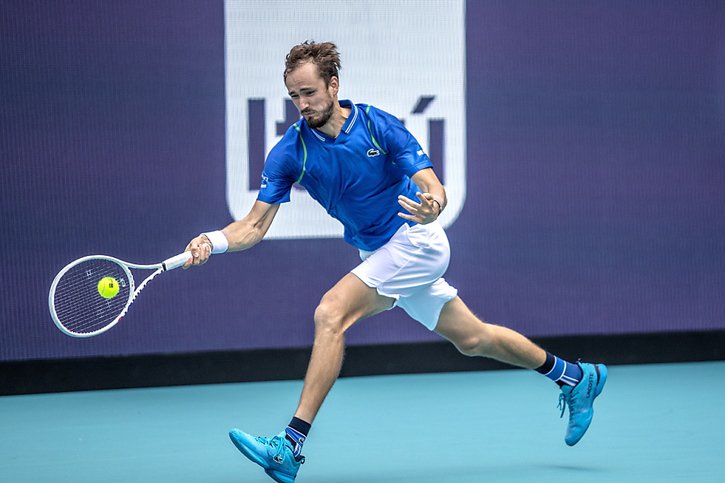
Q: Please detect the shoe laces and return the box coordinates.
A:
[558,388,580,419]
[258,435,305,465]
[558,359,584,419]
[558,393,568,418]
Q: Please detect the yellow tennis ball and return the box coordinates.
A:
[98,276,120,299]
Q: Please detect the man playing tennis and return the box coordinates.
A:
[184,41,607,483]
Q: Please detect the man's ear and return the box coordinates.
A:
[328,76,339,96]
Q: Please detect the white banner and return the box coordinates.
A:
[225,0,466,238]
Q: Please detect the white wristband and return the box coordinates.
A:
[201,230,229,254]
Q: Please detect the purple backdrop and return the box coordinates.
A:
[2,1,724,361]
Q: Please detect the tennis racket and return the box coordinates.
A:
[48,252,192,338]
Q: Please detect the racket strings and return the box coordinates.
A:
[53,260,131,334]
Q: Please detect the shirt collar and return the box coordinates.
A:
[339,100,358,135]
[308,100,358,142]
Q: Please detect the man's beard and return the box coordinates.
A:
[303,99,334,129]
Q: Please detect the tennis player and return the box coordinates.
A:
[184,41,607,483]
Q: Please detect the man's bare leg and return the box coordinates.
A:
[294,272,394,423]
[434,296,546,368]
[433,296,607,446]
[228,273,393,477]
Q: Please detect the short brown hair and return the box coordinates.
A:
[284,41,341,86]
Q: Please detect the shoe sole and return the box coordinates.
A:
[228,430,270,469]
[265,468,295,483]
[228,430,296,483]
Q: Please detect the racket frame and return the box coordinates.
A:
[48,252,190,338]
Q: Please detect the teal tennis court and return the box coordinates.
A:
[2,361,723,482]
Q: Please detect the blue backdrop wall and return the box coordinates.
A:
[2,1,724,362]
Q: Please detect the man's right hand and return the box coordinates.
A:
[183,234,213,269]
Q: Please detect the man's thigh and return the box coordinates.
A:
[318,273,396,331]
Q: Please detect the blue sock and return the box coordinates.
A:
[285,417,310,461]
[536,352,583,387]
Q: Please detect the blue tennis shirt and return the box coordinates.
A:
[257,100,433,251]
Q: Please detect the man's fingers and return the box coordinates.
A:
[416,192,436,207]
[183,239,212,269]
[398,195,421,213]
[182,243,194,269]
[398,192,439,225]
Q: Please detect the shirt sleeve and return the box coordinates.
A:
[368,106,434,177]
[256,129,300,204]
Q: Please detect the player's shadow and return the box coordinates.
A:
[536,462,609,472]
[304,462,610,483]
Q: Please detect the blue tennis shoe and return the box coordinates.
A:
[229,429,304,483]
[558,362,607,446]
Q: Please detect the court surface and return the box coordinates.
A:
[1,361,723,482]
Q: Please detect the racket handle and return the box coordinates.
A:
[162,252,192,271]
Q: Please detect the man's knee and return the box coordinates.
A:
[313,293,346,336]
[454,336,482,357]
[452,325,496,357]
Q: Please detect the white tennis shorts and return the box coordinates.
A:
[351,221,458,330]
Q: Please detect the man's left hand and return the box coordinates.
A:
[397,192,441,224]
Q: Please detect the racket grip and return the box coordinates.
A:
[162,252,193,271]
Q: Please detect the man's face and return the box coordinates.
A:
[285,62,337,129]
